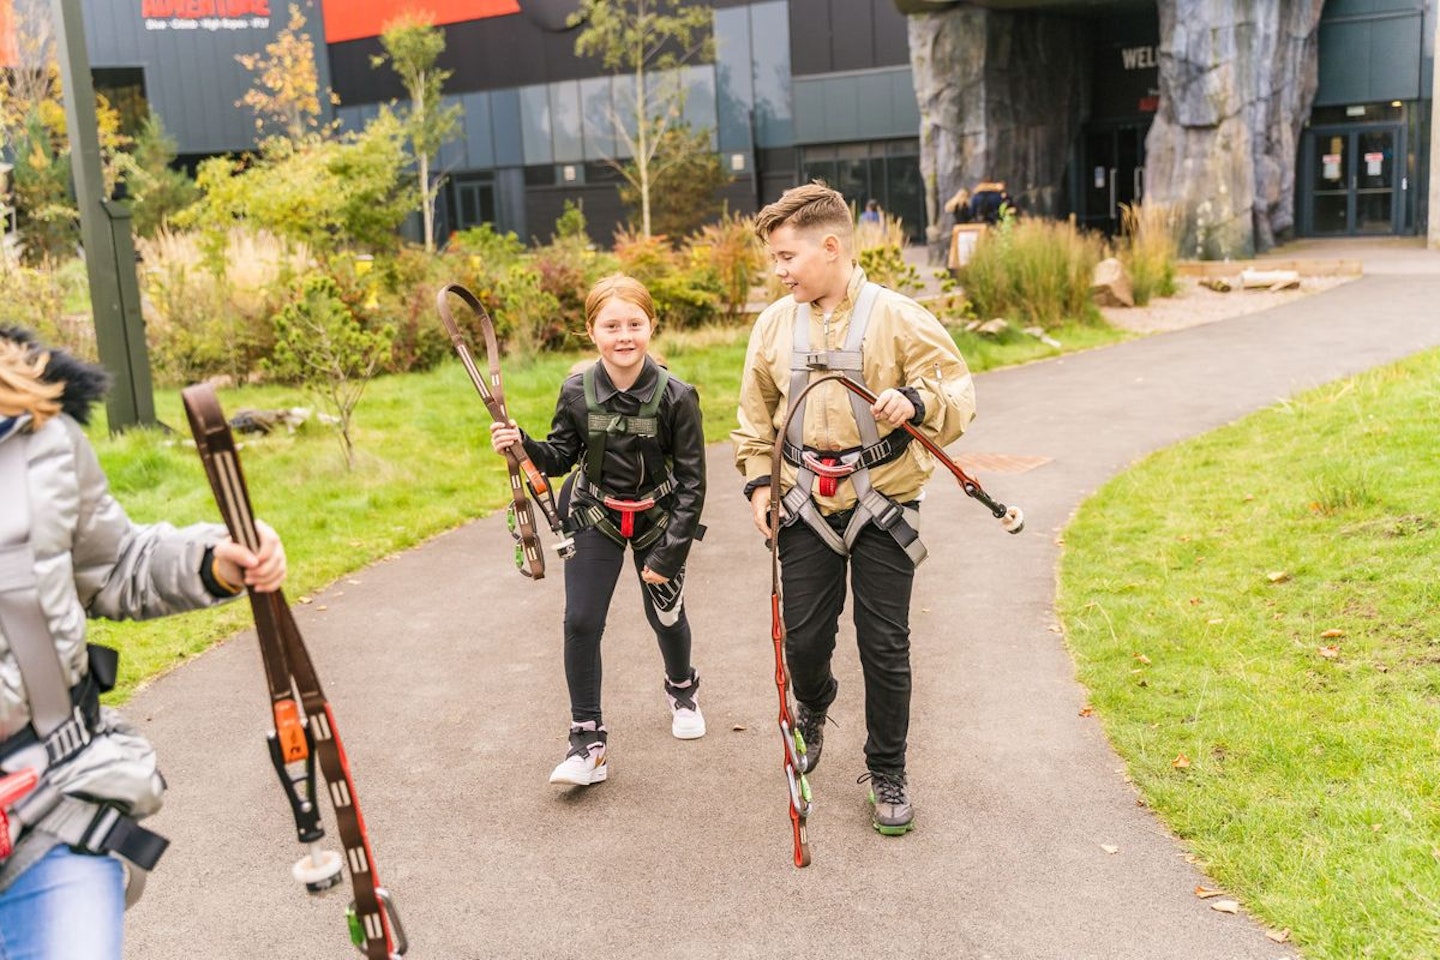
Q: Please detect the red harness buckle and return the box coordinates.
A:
[602,496,656,538]
[801,452,858,498]
[0,768,39,859]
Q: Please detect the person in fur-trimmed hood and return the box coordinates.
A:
[0,327,287,959]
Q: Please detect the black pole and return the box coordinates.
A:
[49,0,155,432]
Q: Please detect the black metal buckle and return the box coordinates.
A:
[43,707,93,766]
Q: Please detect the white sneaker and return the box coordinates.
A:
[664,673,706,740]
[549,723,608,785]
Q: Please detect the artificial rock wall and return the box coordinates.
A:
[1146,0,1325,257]
[902,0,1324,259]
[907,5,1089,250]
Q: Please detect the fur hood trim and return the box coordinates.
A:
[0,326,111,425]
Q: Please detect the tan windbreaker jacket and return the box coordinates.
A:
[731,266,976,514]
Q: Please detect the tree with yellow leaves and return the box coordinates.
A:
[234,3,333,146]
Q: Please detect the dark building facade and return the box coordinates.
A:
[61,0,1440,246]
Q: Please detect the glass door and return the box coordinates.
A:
[1079,123,1148,234]
[1307,125,1400,236]
[1354,128,1398,234]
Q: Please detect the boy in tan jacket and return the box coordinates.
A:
[732,182,975,835]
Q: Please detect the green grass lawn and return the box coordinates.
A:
[1057,348,1440,958]
[89,318,1123,695]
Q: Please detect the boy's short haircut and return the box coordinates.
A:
[754,181,853,246]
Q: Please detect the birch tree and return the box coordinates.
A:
[571,0,714,238]
[373,14,461,253]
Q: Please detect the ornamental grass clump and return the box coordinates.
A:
[1120,201,1178,305]
[959,216,1104,330]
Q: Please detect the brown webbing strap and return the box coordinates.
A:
[436,283,566,579]
[182,384,401,960]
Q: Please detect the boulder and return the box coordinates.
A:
[1091,257,1135,307]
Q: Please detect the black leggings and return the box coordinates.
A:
[562,524,692,724]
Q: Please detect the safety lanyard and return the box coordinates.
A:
[763,374,1024,869]
[436,283,572,578]
[182,384,406,960]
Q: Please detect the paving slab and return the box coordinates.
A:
[124,249,1440,959]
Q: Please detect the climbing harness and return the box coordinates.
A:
[437,283,572,579]
[763,372,1024,868]
[780,283,929,567]
[0,432,168,904]
[183,384,407,960]
[562,362,680,550]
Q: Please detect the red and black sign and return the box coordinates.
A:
[320,0,520,43]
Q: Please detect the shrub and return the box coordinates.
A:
[685,212,764,324]
[0,257,93,358]
[613,228,720,330]
[267,273,394,468]
[1119,202,1178,305]
[959,216,1104,330]
[493,263,565,358]
[136,228,302,384]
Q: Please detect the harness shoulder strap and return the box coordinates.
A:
[0,431,86,759]
[583,362,671,485]
[779,284,927,567]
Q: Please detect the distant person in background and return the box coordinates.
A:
[859,199,882,226]
[967,181,1016,225]
[943,187,971,225]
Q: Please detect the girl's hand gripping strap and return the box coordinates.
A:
[182,384,406,960]
[435,283,574,579]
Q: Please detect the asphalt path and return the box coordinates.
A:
[125,263,1440,959]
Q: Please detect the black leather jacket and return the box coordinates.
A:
[521,357,705,579]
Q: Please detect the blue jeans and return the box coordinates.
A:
[0,845,125,960]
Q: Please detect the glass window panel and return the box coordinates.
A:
[714,5,755,155]
[611,74,637,160]
[885,154,926,242]
[490,89,525,167]
[519,84,552,166]
[550,82,583,163]
[680,65,718,138]
[580,76,617,162]
[751,0,794,147]
[463,92,496,169]
[1355,191,1394,233]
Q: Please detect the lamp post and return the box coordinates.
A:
[49,0,155,431]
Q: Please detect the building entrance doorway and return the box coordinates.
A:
[1079,123,1148,235]
[1302,124,1403,236]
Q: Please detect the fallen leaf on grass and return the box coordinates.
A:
[1079,705,1094,717]
[1318,645,1341,659]
[1133,653,1152,664]
[1172,753,1191,769]
[1266,571,1290,583]
[1320,628,1345,638]
[1210,900,1240,914]
[1243,493,1255,502]
[1194,885,1225,899]
[1207,618,1224,625]
[1266,928,1291,944]
[1100,844,1119,855]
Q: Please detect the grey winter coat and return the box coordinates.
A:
[0,410,233,812]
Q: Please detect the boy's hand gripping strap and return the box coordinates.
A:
[435,283,573,579]
[182,385,406,960]
[775,374,1024,535]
